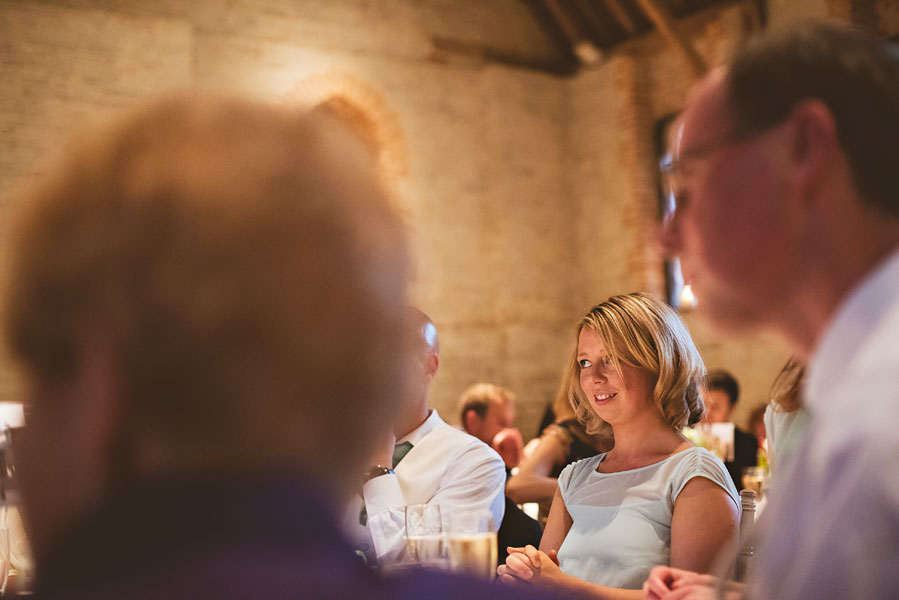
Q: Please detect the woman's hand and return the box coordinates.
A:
[497,545,567,588]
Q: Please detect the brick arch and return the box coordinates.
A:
[286,72,408,183]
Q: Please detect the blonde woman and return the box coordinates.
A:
[498,293,739,599]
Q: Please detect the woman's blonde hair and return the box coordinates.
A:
[567,293,706,436]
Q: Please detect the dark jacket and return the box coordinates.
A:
[34,473,572,600]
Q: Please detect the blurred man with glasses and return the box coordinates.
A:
[649,21,899,600]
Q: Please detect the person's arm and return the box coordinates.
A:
[669,477,740,572]
[538,486,571,553]
[360,430,406,563]
[505,431,567,505]
[428,442,507,530]
[365,440,506,563]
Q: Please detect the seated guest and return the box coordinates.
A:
[352,310,506,566]
[5,95,561,600]
[704,370,758,490]
[498,293,740,598]
[506,368,612,523]
[763,357,808,476]
[459,383,520,468]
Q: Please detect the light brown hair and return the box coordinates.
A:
[567,293,706,436]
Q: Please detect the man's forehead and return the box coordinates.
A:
[679,67,736,152]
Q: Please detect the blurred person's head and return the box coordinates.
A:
[2,95,412,559]
[658,22,899,354]
[459,383,515,445]
[703,369,740,423]
[568,293,705,437]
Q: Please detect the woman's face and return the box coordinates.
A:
[577,327,657,427]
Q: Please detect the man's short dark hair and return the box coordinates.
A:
[707,369,740,407]
[726,21,899,217]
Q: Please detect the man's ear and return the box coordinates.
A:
[424,352,439,380]
[463,408,480,434]
[789,99,840,206]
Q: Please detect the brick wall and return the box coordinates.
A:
[0,0,889,436]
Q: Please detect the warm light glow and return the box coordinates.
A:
[0,403,24,429]
[680,284,698,310]
[285,72,408,181]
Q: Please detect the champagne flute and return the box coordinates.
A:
[404,504,444,568]
[445,510,497,579]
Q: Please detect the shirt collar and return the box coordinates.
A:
[397,408,444,446]
[807,246,899,413]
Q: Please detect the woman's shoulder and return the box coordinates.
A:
[559,452,604,483]
[669,446,739,503]
[670,445,729,471]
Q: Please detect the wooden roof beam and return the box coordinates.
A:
[602,0,637,36]
[633,0,707,76]
[542,0,602,64]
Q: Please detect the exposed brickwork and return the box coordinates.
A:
[1,0,893,435]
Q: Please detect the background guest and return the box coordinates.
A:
[351,310,506,566]
[704,369,758,490]
[459,383,520,469]
[458,383,542,564]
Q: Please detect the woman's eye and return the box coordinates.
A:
[578,359,592,368]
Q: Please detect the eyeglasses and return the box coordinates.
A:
[659,128,757,200]
[659,119,788,216]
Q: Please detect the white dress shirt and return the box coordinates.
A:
[349,410,506,565]
[750,247,899,599]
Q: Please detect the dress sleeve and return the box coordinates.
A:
[671,448,740,509]
[557,454,601,506]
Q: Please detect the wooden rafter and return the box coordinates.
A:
[742,0,762,32]
[632,0,707,76]
[574,0,616,45]
[542,0,602,64]
[603,0,637,36]
[430,35,578,77]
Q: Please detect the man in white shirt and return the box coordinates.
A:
[352,309,506,566]
[647,21,899,600]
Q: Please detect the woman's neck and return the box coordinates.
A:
[601,418,688,471]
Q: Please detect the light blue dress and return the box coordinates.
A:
[556,446,739,590]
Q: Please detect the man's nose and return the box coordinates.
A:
[655,216,681,257]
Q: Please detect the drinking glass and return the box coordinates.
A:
[445,510,497,579]
[404,504,445,568]
[742,466,766,497]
